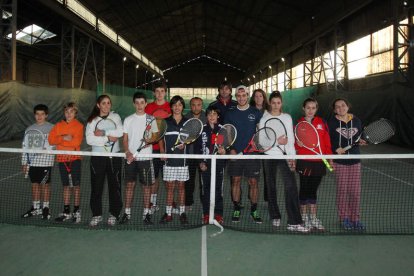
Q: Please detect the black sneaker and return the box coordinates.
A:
[42,207,51,220]
[21,207,42,218]
[180,213,188,225]
[119,213,131,224]
[143,213,153,225]
[160,213,172,224]
[232,210,241,223]
[250,210,263,224]
[55,213,71,222]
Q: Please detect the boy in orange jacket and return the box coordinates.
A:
[48,102,84,223]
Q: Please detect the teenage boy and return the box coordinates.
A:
[145,81,171,213]
[122,92,158,225]
[21,104,55,220]
[48,102,84,223]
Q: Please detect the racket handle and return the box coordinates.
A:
[322,158,333,172]
[342,144,353,151]
[68,173,73,187]
[24,169,29,179]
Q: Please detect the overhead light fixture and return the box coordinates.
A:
[123,57,127,62]
[136,65,139,69]
[252,75,256,79]
[281,57,285,62]
[403,1,408,7]
[268,65,272,69]
[224,77,227,81]
[247,78,250,81]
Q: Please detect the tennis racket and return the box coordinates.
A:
[131,118,167,162]
[95,117,117,153]
[171,118,203,151]
[295,121,333,172]
[152,108,171,119]
[212,124,237,154]
[63,161,73,187]
[22,129,45,178]
[242,127,277,154]
[343,118,395,151]
[264,117,288,155]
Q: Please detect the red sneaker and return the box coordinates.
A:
[214,214,224,225]
[160,213,172,224]
[202,214,209,225]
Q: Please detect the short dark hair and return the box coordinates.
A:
[133,92,147,103]
[190,97,203,104]
[218,80,232,91]
[332,98,351,110]
[34,104,49,115]
[153,80,167,91]
[170,95,185,109]
[205,106,221,116]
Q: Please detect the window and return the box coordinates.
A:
[7,24,56,45]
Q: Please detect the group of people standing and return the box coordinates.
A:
[21,80,366,231]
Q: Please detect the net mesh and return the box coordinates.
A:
[1,148,413,234]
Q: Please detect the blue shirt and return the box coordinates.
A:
[224,105,262,153]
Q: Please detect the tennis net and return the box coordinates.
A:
[0,147,413,234]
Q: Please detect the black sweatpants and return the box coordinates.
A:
[90,156,123,217]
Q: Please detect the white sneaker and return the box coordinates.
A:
[272,219,281,227]
[89,216,102,227]
[287,224,310,233]
[150,203,159,214]
[107,215,117,226]
[72,210,81,224]
[302,214,311,229]
[311,217,325,231]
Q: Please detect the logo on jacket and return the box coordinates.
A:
[248,114,255,121]
[337,127,358,139]
[316,124,324,130]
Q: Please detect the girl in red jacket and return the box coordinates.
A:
[295,98,333,231]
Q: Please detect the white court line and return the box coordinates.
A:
[364,166,414,187]
[0,172,22,183]
[201,226,208,276]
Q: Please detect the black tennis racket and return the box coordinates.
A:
[212,124,237,154]
[343,118,395,151]
[95,118,117,153]
[264,117,288,155]
[242,127,277,154]
[22,129,45,178]
[171,118,203,151]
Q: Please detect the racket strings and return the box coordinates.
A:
[217,125,236,148]
[254,128,276,151]
[364,119,395,144]
[179,119,202,143]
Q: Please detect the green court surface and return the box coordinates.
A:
[1,223,414,276]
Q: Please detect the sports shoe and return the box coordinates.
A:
[287,224,310,233]
[42,207,51,220]
[342,218,353,231]
[149,203,159,214]
[180,213,188,225]
[89,216,103,227]
[302,214,311,229]
[353,221,366,231]
[119,213,131,224]
[107,215,117,226]
[55,213,71,222]
[214,214,224,225]
[311,217,325,231]
[21,207,42,218]
[160,213,173,224]
[143,213,153,225]
[232,210,241,223]
[72,210,81,224]
[272,219,281,227]
[250,210,263,224]
[202,214,209,225]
